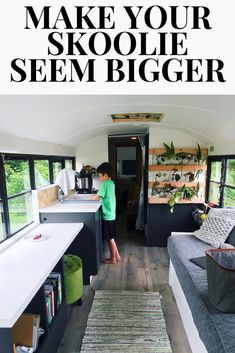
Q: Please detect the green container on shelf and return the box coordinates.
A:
[63,254,83,304]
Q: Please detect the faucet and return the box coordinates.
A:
[58,187,64,203]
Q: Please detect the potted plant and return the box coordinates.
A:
[167,183,200,213]
[195,143,206,164]
[162,141,176,164]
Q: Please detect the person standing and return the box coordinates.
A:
[91,162,121,264]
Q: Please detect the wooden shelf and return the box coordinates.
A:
[148,181,205,188]
[148,196,204,204]
[149,147,208,155]
[149,164,207,172]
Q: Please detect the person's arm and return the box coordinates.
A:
[90,194,100,200]
[93,182,106,201]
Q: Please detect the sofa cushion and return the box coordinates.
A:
[226,227,235,246]
[189,255,207,269]
[193,216,235,248]
[168,234,235,353]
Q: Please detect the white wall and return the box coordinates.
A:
[75,128,209,172]
[0,132,75,156]
[209,142,235,156]
[76,134,108,171]
[149,127,208,148]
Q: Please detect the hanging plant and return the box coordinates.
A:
[167,183,200,213]
[168,190,181,213]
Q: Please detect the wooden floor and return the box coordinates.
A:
[57,215,192,353]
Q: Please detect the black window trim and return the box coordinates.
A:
[206,154,235,207]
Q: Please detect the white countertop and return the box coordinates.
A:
[39,200,101,213]
[0,222,83,327]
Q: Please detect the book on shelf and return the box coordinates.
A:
[45,295,52,324]
[45,278,58,313]
[44,272,62,324]
[48,272,62,306]
[13,313,40,351]
[45,284,55,317]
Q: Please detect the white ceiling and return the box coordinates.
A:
[0,95,234,147]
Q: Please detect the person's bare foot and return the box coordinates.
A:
[103,258,117,264]
[116,256,121,261]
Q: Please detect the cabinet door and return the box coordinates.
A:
[0,329,14,353]
[147,203,201,246]
[94,208,103,267]
[40,212,103,284]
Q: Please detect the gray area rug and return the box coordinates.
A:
[80,290,172,353]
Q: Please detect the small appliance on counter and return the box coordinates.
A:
[75,165,97,194]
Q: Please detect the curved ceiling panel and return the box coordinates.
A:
[0,95,234,147]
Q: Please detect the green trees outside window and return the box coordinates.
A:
[53,161,62,182]
[5,159,33,235]
[8,193,33,234]
[224,159,235,206]
[0,203,4,242]
[5,160,30,196]
[34,160,50,188]
[207,157,235,207]
[226,159,235,186]
[208,161,222,205]
[65,160,73,169]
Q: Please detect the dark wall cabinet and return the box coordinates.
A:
[146,203,201,247]
[40,208,103,285]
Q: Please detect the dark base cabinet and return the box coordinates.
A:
[146,203,201,247]
[0,258,68,353]
[0,329,14,353]
[40,209,103,285]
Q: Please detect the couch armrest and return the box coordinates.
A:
[171,232,194,236]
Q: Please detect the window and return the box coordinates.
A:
[65,159,73,169]
[0,153,75,243]
[34,160,50,188]
[5,159,33,234]
[224,159,235,206]
[52,161,63,182]
[208,161,222,205]
[0,202,4,242]
[207,156,235,207]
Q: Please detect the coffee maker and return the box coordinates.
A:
[75,166,94,194]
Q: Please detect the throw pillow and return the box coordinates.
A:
[208,208,235,221]
[193,216,235,248]
[207,208,235,246]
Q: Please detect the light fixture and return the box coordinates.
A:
[131,137,137,140]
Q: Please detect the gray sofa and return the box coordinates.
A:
[167,231,235,353]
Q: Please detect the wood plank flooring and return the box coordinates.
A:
[57,215,192,353]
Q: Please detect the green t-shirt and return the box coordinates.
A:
[98,180,116,220]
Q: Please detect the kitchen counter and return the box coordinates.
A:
[39,200,101,213]
[0,222,83,327]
